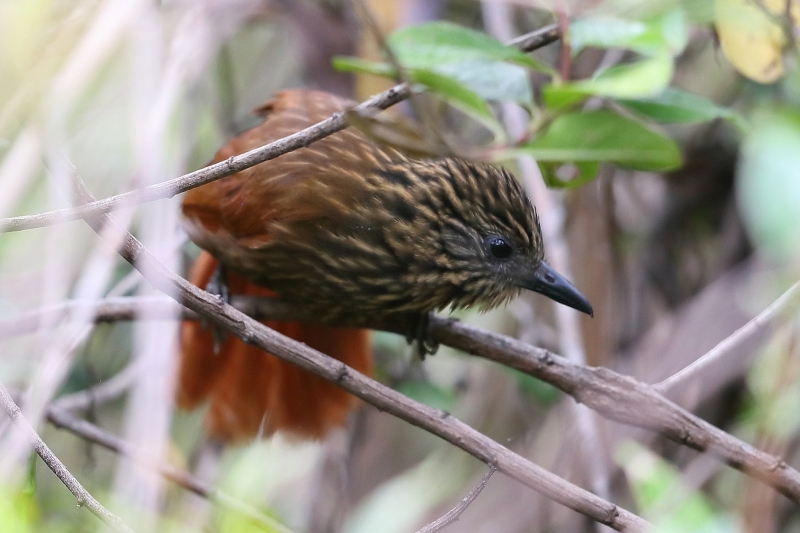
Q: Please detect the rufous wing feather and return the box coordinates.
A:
[178,252,372,442]
[179,90,385,442]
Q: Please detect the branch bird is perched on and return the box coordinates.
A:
[179,90,592,442]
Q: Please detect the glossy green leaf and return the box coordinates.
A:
[410,68,505,136]
[334,58,503,133]
[544,55,674,109]
[410,69,493,117]
[335,22,545,105]
[389,21,552,73]
[570,8,688,57]
[332,56,395,77]
[619,87,747,129]
[435,59,533,104]
[518,110,682,171]
[539,161,601,188]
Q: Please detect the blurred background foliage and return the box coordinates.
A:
[0,0,799,532]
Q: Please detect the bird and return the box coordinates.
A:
[178,89,593,443]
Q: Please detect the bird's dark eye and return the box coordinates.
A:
[489,237,513,259]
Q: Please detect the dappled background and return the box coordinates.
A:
[0,0,799,532]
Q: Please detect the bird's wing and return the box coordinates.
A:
[182,89,403,250]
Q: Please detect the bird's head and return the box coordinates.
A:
[373,158,594,316]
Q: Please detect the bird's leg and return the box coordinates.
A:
[205,263,229,354]
[405,312,439,360]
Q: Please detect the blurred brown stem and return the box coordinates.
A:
[45,405,294,533]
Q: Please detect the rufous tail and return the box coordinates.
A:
[177,251,373,442]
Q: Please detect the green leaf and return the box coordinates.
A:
[619,87,747,129]
[737,108,800,264]
[389,21,552,73]
[517,110,682,171]
[410,68,493,119]
[435,59,533,104]
[409,68,505,137]
[334,58,504,135]
[335,22,544,105]
[544,55,674,109]
[539,161,601,188]
[569,8,688,57]
[332,56,395,77]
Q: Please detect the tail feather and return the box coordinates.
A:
[178,251,372,442]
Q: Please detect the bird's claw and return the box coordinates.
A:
[205,263,230,354]
[406,312,439,360]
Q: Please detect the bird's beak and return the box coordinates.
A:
[516,262,594,317]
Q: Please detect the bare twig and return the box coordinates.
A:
[656,280,800,393]
[0,24,558,234]
[52,363,139,411]
[415,466,496,533]
[5,291,800,502]
[508,23,559,51]
[45,406,294,533]
[61,162,647,531]
[0,382,134,533]
[0,296,181,340]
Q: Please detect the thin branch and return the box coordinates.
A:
[0,296,181,340]
[6,291,800,502]
[62,163,647,531]
[0,24,557,234]
[0,382,134,533]
[52,363,139,411]
[429,316,800,501]
[508,23,559,51]
[656,280,800,393]
[415,466,496,533]
[45,406,294,533]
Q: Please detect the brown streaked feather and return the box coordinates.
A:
[178,251,372,442]
[182,90,405,250]
[179,89,547,441]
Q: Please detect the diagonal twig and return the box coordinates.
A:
[60,159,647,531]
[45,405,294,533]
[0,24,557,234]
[0,382,134,533]
[656,280,800,393]
[4,290,800,502]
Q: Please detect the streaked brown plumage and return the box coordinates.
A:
[179,89,591,442]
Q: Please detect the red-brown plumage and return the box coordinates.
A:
[178,251,372,442]
[178,90,381,442]
[178,89,592,443]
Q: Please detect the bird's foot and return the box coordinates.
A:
[205,263,229,354]
[405,312,439,360]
